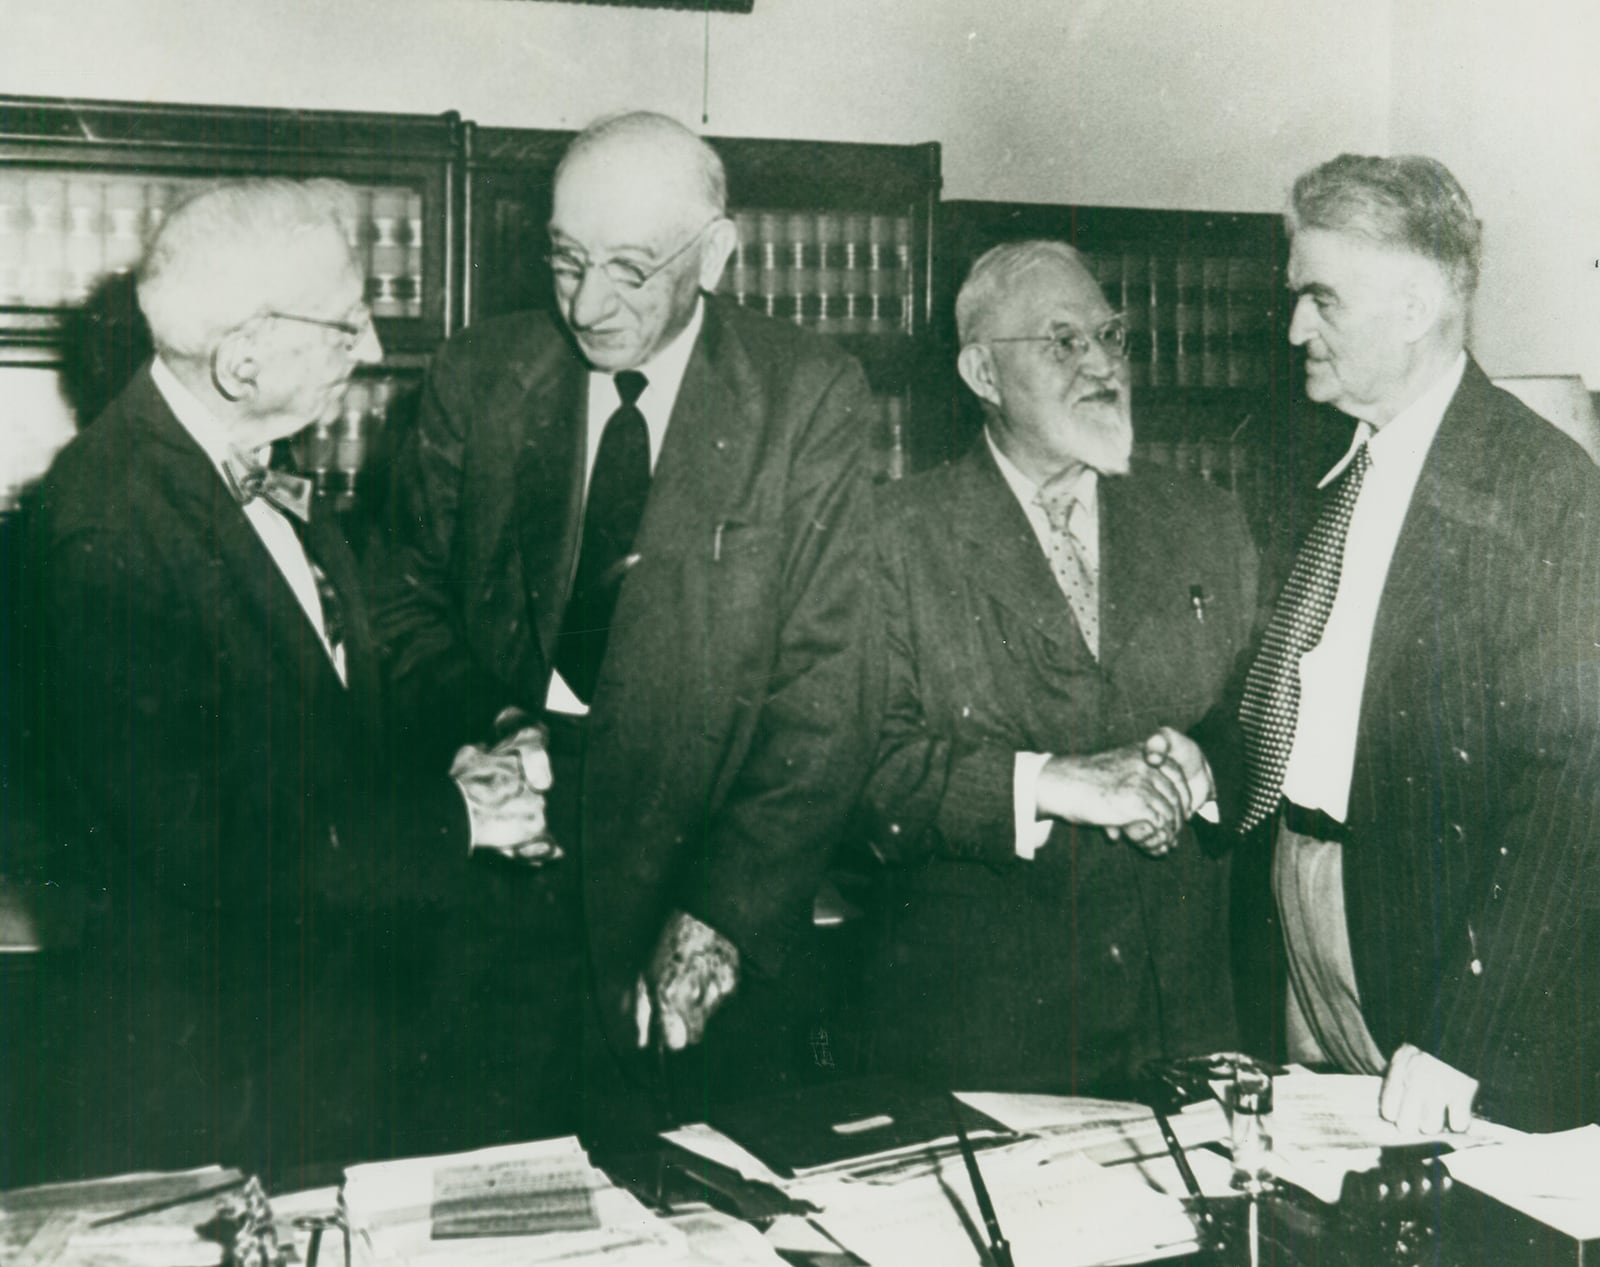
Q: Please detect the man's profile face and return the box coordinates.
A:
[548,146,714,373]
[978,256,1132,479]
[1287,227,1415,422]
[246,226,381,439]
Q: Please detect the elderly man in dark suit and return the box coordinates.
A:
[864,240,1258,1095]
[370,112,875,1133]
[31,180,547,1182]
[1234,154,1600,1134]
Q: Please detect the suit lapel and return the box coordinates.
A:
[951,444,1084,651]
[513,335,588,665]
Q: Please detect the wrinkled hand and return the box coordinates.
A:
[1036,743,1192,854]
[450,733,560,864]
[1111,727,1217,856]
[633,911,740,1050]
[1379,1043,1479,1134]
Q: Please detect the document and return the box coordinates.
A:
[341,1138,684,1265]
[955,1091,1230,1166]
[1443,1124,1600,1241]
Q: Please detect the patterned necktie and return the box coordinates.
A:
[556,370,651,703]
[221,453,345,655]
[1036,480,1099,659]
[1237,443,1372,833]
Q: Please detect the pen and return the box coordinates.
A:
[949,1096,1015,1267]
[1189,585,1207,623]
[1153,1106,1216,1247]
[89,1175,251,1228]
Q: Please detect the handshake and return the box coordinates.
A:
[1036,725,1215,858]
[449,708,563,863]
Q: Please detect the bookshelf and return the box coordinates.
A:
[936,200,1310,537]
[464,124,941,482]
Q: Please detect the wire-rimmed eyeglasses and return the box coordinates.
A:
[982,314,1130,366]
[262,306,375,351]
[545,217,720,293]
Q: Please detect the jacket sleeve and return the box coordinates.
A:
[366,343,509,767]
[860,494,1026,870]
[684,356,883,977]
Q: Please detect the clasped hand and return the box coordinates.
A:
[632,910,740,1051]
[450,711,561,863]
[1036,726,1214,857]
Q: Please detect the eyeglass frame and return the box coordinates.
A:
[259,306,375,350]
[978,312,1131,366]
[544,216,723,294]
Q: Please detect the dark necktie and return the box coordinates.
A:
[222,454,346,655]
[1236,443,1372,834]
[556,370,650,703]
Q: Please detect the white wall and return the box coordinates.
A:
[2,0,1593,382]
[1,0,1386,211]
[1390,0,1600,387]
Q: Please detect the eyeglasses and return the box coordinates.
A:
[983,314,1129,366]
[545,217,720,293]
[262,306,374,350]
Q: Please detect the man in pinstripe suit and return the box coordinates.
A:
[1248,154,1600,1134]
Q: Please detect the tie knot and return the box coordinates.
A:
[1035,483,1082,538]
[223,455,313,523]
[614,370,648,408]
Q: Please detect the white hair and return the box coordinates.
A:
[556,110,727,221]
[956,239,1093,344]
[136,178,360,361]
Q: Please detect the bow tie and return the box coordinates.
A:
[222,456,314,524]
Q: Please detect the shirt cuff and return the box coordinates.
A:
[1197,798,1220,824]
[453,776,485,855]
[1014,751,1054,860]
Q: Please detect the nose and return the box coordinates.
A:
[566,264,621,330]
[1287,294,1316,347]
[1078,331,1122,381]
[352,315,383,365]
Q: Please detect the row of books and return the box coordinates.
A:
[293,374,405,497]
[1090,249,1277,390]
[717,207,918,336]
[0,169,426,318]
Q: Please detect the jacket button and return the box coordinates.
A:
[1469,959,1484,976]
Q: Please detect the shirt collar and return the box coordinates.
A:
[589,296,704,418]
[984,427,1100,515]
[1319,351,1467,488]
[150,356,267,477]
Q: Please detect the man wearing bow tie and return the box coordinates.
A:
[31,180,546,1182]
[863,240,1257,1094]
[370,112,876,1136]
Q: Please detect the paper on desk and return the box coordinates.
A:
[956,1092,1229,1166]
[662,1122,792,1188]
[798,1139,1198,1267]
[1206,1068,1521,1204]
[1442,1125,1600,1241]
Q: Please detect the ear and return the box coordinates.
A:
[958,342,1002,408]
[211,327,259,403]
[1398,258,1448,344]
[698,216,738,292]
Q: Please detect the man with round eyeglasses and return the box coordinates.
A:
[28,179,549,1182]
[371,112,877,1140]
[862,239,1258,1095]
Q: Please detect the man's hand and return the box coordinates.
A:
[1142,726,1215,811]
[1036,743,1193,855]
[635,910,740,1051]
[1379,1043,1479,1134]
[450,731,561,863]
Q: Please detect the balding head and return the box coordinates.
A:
[548,112,737,371]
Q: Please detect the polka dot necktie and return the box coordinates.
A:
[1237,443,1372,833]
[1036,481,1099,660]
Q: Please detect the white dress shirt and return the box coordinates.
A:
[545,299,705,716]
[1280,352,1466,820]
[986,430,1100,859]
[151,357,346,684]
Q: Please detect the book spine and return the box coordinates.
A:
[1147,251,1174,389]
[1201,255,1228,387]
[814,213,842,335]
[1121,248,1150,390]
[1173,251,1200,388]
[22,174,67,307]
[0,171,25,304]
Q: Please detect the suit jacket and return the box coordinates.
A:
[863,443,1258,1093]
[32,367,475,1181]
[1327,359,1600,1130]
[370,295,877,1052]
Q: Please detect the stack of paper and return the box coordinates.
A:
[341,1138,684,1265]
[794,1140,1199,1267]
[955,1092,1230,1166]
[1443,1124,1600,1241]
[0,1166,244,1267]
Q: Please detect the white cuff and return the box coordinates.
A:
[454,777,485,855]
[1197,798,1220,824]
[1013,751,1054,860]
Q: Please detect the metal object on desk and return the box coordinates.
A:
[1227,1065,1274,1196]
